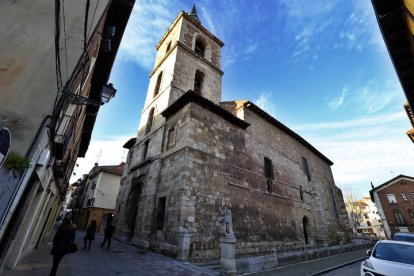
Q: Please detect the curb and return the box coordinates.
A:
[309,256,367,276]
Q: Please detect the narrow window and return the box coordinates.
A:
[194,70,204,93]
[142,140,149,160]
[367,221,371,227]
[387,194,397,204]
[364,214,369,219]
[408,209,414,218]
[166,41,171,52]
[300,186,304,201]
[267,179,273,193]
[145,108,155,135]
[156,197,167,230]
[195,38,205,57]
[154,72,163,97]
[167,127,175,150]
[264,157,273,179]
[393,211,405,225]
[302,157,311,181]
[401,193,408,201]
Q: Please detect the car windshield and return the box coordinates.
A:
[373,243,414,265]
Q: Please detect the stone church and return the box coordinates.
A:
[114,6,350,260]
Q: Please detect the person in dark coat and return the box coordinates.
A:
[83,220,96,251]
[100,219,115,249]
[50,217,76,276]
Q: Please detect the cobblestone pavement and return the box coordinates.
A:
[3,230,218,276]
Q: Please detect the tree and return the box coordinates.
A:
[343,190,364,233]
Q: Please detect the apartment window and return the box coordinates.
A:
[142,140,149,160]
[145,108,155,135]
[302,157,311,181]
[264,157,273,179]
[387,194,397,204]
[393,211,405,225]
[401,193,408,201]
[156,197,167,231]
[167,127,175,150]
[409,209,414,218]
[154,72,163,97]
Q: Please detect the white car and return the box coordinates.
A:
[361,240,414,276]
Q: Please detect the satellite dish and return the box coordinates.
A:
[0,128,11,168]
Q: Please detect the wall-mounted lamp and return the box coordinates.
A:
[64,83,116,106]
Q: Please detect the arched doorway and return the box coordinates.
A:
[303,216,310,244]
[125,178,143,240]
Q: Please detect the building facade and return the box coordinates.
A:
[0,0,134,270]
[75,163,124,232]
[371,0,414,142]
[356,197,386,238]
[370,175,414,238]
[114,7,350,260]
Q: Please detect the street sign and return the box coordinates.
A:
[0,128,11,168]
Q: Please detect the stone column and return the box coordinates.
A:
[220,235,237,275]
[177,230,191,260]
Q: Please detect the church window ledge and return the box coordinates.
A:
[228,182,250,190]
[129,158,153,173]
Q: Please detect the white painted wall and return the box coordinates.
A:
[94,172,121,210]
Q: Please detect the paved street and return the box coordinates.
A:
[250,249,367,276]
[322,261,361,276]
[2,229,371,276]
[3,230,217,276]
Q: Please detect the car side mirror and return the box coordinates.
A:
[366,250,371,256]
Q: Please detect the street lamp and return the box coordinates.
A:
[64,83,116,106]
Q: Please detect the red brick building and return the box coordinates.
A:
[370,175,414,238]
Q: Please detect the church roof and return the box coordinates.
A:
[370,174,414,200]
[242,101,334,166]
[161,90,250,129]
[188,4,201,24]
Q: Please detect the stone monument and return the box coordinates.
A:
[218,207,237,275]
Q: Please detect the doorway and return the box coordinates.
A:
[125,178,143,240]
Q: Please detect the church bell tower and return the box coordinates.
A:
[137,5,224,137]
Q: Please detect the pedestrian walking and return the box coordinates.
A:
[100,218,115,249]
[50,217,76,276]
[83,220,96,251]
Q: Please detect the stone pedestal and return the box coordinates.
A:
[177,231,191,260]
[220,235,237,275]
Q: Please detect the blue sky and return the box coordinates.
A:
[71,0,414,199]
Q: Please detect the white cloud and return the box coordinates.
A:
[294,110,413,197]
[69,135,133,182]
[328,87,348,110]
[314,135,414,196]
[255,91,277,118]
[244,43,258,55]
[117,0,176,70]
[200,6,218,37]
[326,79,403,114]
[293,111,405,131]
